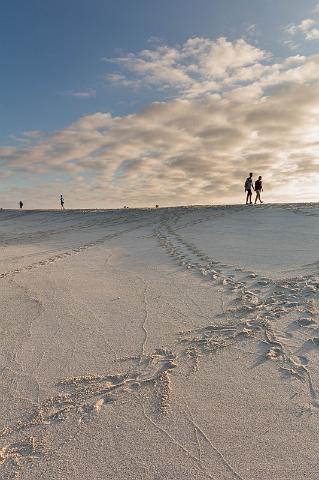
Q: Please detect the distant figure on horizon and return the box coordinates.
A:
[19,201,23,209]
[60,194,65,210]
[254,176,263,204]
[244,172,254,205]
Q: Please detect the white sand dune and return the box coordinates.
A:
[1,204,319,479]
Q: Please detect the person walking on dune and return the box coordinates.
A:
[254,176,263,204]
[60,194,65,210]
[244,172,254,205]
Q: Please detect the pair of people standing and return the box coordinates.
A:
[244,173,263,205]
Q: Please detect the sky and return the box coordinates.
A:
[1,0,319,208]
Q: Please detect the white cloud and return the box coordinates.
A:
[105,73,142,88]
[63,89,96,98]
[10,130,45,144]
[3,38,319,207]
[103,37,311,102]
[104,45,191,88]
[283,39,300,51]
[22,130,43,138]
[104,37,269,97]
[286,18,319,41]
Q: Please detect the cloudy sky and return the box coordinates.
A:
[1,0,319,208]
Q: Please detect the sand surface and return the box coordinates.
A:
[1,204,319,479]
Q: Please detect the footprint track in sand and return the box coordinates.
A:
[0,313,253,479]
[154,212,319,403]
[0,213,253,478]
[2,207,319,478]
[0,349,179,478]
[0,221,146,281]
[0,437,47,479]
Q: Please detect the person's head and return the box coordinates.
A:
[258,176,262,180]
[249,172,253,178]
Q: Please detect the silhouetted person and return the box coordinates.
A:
[254,176,263,204]
[244,172,254,205]
[60,194,65,210]
[19,201,23,209]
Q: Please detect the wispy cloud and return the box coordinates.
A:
[9,130,46,145]
[63,89,96,98]
[244,23,260,44]
[22,130,43,138]
[104,73,142,89]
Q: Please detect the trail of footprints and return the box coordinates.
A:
[154,215,319,402]
[0,221,145,280]
[0,349,177,478]
[2,209,319,478]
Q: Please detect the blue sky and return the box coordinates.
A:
[1,0,317,140]
[1,0,319,207]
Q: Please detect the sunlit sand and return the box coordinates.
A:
[0,204,318,479]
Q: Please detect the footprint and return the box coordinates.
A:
[302,337,319,351]
[297,355,309,365]
[298,318,316,328]
[247,273,257,278]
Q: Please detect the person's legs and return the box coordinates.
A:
[246,189,253,204]
[255,191,262,204]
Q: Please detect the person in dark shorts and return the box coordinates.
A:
[19,201,23,209]
[244,172,254,204]
[60,194,65,210]
[254,176,263,204]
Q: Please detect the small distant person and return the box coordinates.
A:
[244,172,254,205]
[19,201,23,209]
[60,194,65,210]
[254,176,263,204]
